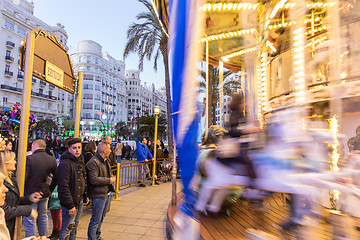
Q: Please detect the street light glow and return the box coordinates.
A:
[154,105,160,115]
[102,114,107,120]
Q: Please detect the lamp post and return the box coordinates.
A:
[136,106,141,139]
[102,114,108,136]
[80,120,85,139]
[128,111,133,140]
[152,105,160,186]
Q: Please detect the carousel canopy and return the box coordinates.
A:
[152,0,261,71]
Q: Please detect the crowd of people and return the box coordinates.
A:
[0,135,119,240]
[0,133,170,240]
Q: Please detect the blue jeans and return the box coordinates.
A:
[59,202,83,240]
[116,155,121,164]
[24,197,49,237]
[88,196,110,240]
[54,151,60,159]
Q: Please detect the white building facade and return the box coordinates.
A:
[71,40,127,140]
[125,69,167,136]
[0,0,72,127]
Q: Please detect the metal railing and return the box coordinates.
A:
[112,158,173,199]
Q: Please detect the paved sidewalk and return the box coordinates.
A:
[76,181,172,240]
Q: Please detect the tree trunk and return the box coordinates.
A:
[161,42,177,205]
[160,45,174,159]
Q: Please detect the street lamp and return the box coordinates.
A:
[152,105,160,186]
[136,106,141,139]
[102,114,108,136]
[80,121,85,139]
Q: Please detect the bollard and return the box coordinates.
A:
[115,163,120,200]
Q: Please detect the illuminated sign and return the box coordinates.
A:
[45,61,64,88]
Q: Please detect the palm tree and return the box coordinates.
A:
[124,0,174,159]
[199,66,241,125]
[115,121,130,139]
[138,114,166,140]
[35,118,59,135]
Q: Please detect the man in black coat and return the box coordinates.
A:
[86,141,115,240]
[123,143,132,160]
[104,136,116,167]
[23,139,57,238]
[57,138,87,240]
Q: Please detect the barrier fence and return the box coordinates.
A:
[111,158,173,199]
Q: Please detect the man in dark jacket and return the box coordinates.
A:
[57,138,87,240]
[23,139,57,238]
[103,136,116,167]
[123,143,131,160]
[86,141,115,240]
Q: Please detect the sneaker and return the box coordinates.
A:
[155,181,160,185]
[48,229,60,240]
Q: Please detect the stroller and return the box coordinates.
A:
[158,159,173,182]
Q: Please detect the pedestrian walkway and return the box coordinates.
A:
[75,181,172,240]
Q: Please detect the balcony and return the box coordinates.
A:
[17,73,24,80]
[39,80,46,87]
[1,84,21,93]
[6,41,15,49]
[5,56,14,63]
[31,90,57,100]
[4,71,13,77]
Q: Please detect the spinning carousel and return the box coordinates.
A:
[152,0,360,239]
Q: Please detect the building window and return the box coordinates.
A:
[6,50,11,57]
[94,104,100,110]
[83,84,93,90]
[3,97,8,104]
[83,103,93,109]
[79,56,82,62]
[39,89,43,94]
[17,27,26,37]
[5,65,10,72]
[87,56,91,63]
[87,66,91,70]
[5,20,14,31]
[83,74,93,80]
[83,93,93,100]
[95,57,98,64]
